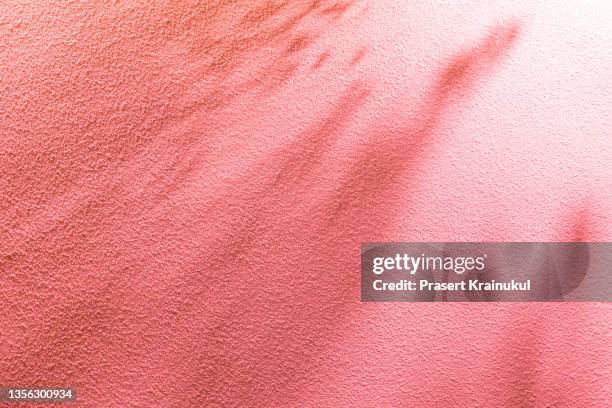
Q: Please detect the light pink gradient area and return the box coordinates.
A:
[0,1,611,407]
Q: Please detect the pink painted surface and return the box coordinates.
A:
[0,1,610,407]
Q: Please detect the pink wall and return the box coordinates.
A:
[0,1,610,406]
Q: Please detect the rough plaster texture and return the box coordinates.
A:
[0,1,610,407]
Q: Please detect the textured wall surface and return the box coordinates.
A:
[0,1,610,407]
